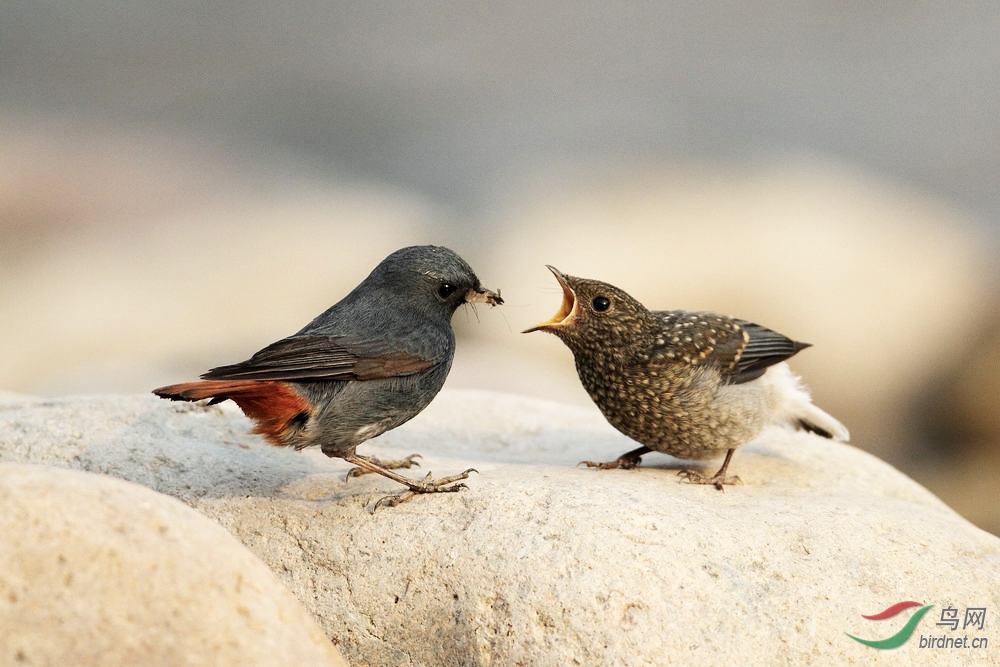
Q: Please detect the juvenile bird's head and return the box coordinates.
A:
[523,266,651,353]
[362,245,503,321]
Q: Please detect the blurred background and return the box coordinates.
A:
[1,3,998,534]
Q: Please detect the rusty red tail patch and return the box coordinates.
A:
[153,380,311,447]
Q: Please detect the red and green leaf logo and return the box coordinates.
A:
[846,601,934,649]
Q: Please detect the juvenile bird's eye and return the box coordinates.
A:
[438,283,457,299]
[592,296,611,312]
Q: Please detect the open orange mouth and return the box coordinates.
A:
[522,266,577,333]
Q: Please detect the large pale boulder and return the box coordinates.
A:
[0,463,348,667]
[1,390,997,666]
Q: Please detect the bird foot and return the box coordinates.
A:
[677,469,742,491]
[372,468,478,511]
[579,454,643,470]
[579,457,642,470]
[578,446,650,471]
[346,453,422,479]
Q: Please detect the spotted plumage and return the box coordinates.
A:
[524,266,848,488]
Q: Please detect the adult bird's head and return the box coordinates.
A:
[357,245,503,320]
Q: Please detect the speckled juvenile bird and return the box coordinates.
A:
[524,266,848,489]
[154,245,502,509]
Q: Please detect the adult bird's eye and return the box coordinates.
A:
[438,283,457,299]
[592,296,611,312]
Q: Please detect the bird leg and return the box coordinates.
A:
[678,449,742,490]
[579,446,652,470]
[345,453,421,478]
[341,453,477,511]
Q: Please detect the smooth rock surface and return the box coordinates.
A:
[0,463,348,667]
[1,390,998,667]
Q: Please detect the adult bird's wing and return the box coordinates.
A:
[200,335,438,382]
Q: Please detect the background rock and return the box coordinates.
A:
[0,117,450,397]
[3,0,1000,554]
[0,463,348,667]
[1,123,997,535]
[1,391,997,666]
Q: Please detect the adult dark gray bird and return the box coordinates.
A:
[154,245,502,509]
[524,266,848,489]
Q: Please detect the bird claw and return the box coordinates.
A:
[677,469,742,490]
[578,456,642,470]
[369,468,478,512]
[346,454,422,480]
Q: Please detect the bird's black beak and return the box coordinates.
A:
[522,266,577,334]
[465,286,504,307]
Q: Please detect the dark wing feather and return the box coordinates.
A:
[723,320,810,384]
[651,312,810,385]
[201,335,437,382]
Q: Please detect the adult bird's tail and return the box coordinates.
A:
[153,380,311,446]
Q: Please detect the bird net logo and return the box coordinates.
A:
[845,601,989,650]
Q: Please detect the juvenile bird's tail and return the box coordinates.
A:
[793,401,850,441]
[153,380,311,446]
[761,364,850,442]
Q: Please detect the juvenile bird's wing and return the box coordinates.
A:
[712,319,811,384]
[653,312,809,385]
[201,335,438,382]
